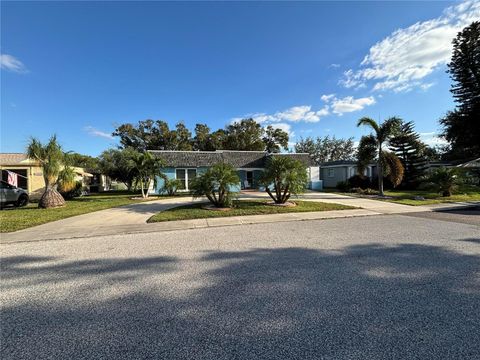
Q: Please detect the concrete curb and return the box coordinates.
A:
[0,208,380,244]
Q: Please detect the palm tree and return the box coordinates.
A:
[259,156,308,204]
[26,135,68,208]
[132,151,164,198]
[190,163,240,208]
[357,117,404,196]
[422,167,462,197]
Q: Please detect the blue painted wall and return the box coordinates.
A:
[154,167,323,194]
[154,167,210,194]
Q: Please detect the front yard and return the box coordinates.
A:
[0,192,180,233]
[148,200,354,223]
[383,185,480,206]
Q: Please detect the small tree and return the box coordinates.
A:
[132,151,164,198]
[98,148,138,191]
[190,163,240,208]
[26,135,71,208]
[422,167,463,197]
[161,178,183,196]
[259,156,308,204]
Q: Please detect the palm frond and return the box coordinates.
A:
[379,117,402,142]
[382,151,404,187]
[357,117,380,134]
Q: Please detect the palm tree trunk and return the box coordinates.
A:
[39,185,65,208]
[144,179,151,198]
[378,144,384,196]
[265,187,276,202]
[140,179,146,198]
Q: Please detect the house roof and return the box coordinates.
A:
[456,158,480,168]
[320,160,358,167]
[0,153,38,166]
[149,150,315,168]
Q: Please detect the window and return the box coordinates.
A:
[187,169,197,189]
[176,168,197,191]
[328,169,335,178]
[176,169,186,190]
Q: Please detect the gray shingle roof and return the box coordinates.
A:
[149,150,314,168]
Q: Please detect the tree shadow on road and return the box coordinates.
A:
[1,242,479,359]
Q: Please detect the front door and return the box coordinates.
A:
[246,171,254,189]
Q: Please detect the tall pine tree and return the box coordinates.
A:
[440,21,480,160]
[389,121,427,189]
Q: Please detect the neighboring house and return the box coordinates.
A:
[85,173,111,192]
[0,153,95,200]
[424,161,454,172]
[457,157,480,185]
[149,150,322,194]
[319,161,376,188]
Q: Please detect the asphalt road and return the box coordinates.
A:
[1,215,479,359]
[401,206,480,226]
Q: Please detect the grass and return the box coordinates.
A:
[322,185,479,206]
[148,200,354,223]
[0,192,183,233]
[383,185,480,206]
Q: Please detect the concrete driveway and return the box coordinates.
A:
[1,215,479,359]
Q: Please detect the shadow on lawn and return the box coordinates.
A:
[1,243,479,359]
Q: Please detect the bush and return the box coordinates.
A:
[421,167,463,197]
[190,163,240,208]
[347,175,372,189]
[336,181,350,192]
[59,181,83,199]
[350,187,379,195]
[162,178,183,196]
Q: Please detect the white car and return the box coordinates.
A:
[0,181,29,208]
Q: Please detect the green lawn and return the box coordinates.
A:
[0,192,181,233]
[384,185,480,206]
[148,200,354,223]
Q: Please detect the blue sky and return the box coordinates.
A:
[1,1,479,156]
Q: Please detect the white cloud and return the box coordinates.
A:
[269,122,295,137]
[329,63,341,68]
[320,94,335,102]
[0,54,27,73]
[419,132,448,147]
[340,0,480,92]
[235,104,330,125]
[321,94,376,115]
[84,126,114,140]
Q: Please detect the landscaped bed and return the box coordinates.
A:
[0,192,182,233]
[147,200,354,223]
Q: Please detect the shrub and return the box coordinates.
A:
[162,178,183,196]
[347,175,371,189]
[336,181,350,192]
[59,181,83,199]
[421,167,463,197]
[190,163,240,208]
[350,187,379,195]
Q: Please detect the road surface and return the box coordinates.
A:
[1,214,479,359]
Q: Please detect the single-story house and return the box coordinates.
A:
[319,161,377,188]
[0,153,97,199]
[149,150,322,194]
